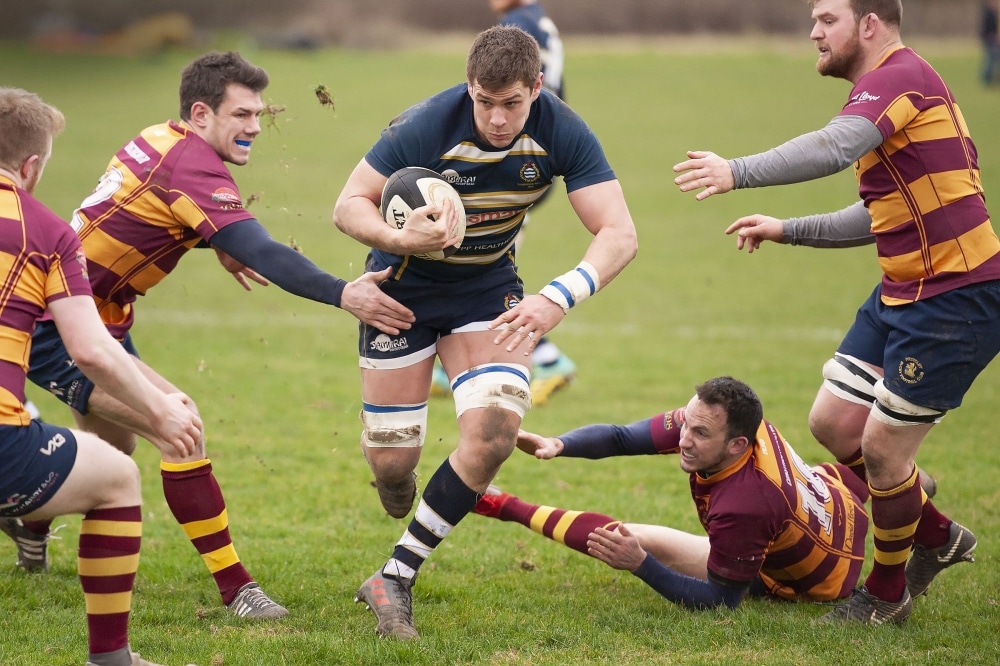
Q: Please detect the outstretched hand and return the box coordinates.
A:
[587,523,647,572]
[516,429,564,459]
[673,150,735,201]
[724,214,784,253]
[214,248,269,291]
[340,266,416,335]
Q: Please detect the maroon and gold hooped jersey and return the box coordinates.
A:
[70,121,254,338]
[840,47,1000,305]
[651,409,868,601]
[0,177,92,425]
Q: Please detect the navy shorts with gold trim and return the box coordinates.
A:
[838,280,1000,411]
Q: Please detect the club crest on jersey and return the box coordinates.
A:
[212,187,244,210]
[898,357,925,384]
[504,293,521,310]
[519,162,540,183]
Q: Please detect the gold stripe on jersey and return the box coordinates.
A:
[441,136,548,162]
[462,188,550,209]
[878,222,999,282]
[0,188,24,222]
[0,329,32,368]
[872,170,981,233]
[886,102,963,149]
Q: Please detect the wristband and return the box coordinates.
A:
[539,261,600,313]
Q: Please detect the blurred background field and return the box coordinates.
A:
[1,9,999,666]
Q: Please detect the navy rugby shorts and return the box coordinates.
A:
[28,319,140,415]
[359,265,524,367]
[0,420,78,517]
[837,279,1000,411]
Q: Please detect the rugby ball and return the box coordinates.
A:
[380,167,466,260]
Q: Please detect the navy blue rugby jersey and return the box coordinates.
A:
[366,83,615,282]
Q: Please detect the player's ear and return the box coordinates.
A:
[530,73,543,99]
[728,436,750,456]
[188,100,211,128]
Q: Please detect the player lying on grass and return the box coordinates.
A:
[474,376,869,609]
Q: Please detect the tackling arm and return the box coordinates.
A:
[210,219,347,306]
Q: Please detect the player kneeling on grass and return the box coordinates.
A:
[475,377,869,609]
[0,87,202,666]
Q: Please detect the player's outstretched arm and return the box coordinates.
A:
[725,214,785,253]
[673,151,735,200]
[210,219,413,333]
[214,247,269,291]
[47,296,202,457]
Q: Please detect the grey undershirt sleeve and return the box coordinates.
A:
[781,200,875,248]
[728,115,885,188]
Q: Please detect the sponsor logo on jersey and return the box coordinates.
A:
[370,334,409,353]
[898,357,925,384]
[849,90,881,105]
[212,187,244,210]
[441,169,476,187]
[124,140,151,165]
[75,248,89,280]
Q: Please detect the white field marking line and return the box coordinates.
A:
[137,309,845,342]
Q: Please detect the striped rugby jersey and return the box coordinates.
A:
[839,47,1000,305]
[366,83,615,282]
[651,408,868,601]
[70,121,255,338]
[0,176,92,425]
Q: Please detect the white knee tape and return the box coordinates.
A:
[452,363,532,418]
[871,379,945,427]
[821,353,880,407]
[361,403,428,448]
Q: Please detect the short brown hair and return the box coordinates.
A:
[809,0,903,27]
[695,376,764,442]
[178,51,269,121]
[0,87,65,173]
[466,25,541,91]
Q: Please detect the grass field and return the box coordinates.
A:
[2,34,999,666]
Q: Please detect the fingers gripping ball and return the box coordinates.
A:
[380,167,467,260]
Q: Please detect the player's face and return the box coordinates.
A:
[810,0,864,81]
[468,77,542,149]
[197,83,264,166]
[677,395,741,475]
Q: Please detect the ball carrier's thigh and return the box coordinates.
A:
[361,329,531,491]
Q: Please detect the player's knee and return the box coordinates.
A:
[361,403,428,449]
[452,363,531,419]
[871,379,946,427]
[821,353,878,407]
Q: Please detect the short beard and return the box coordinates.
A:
[817,34,862,80]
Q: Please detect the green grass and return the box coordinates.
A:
[2,36,999,665]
